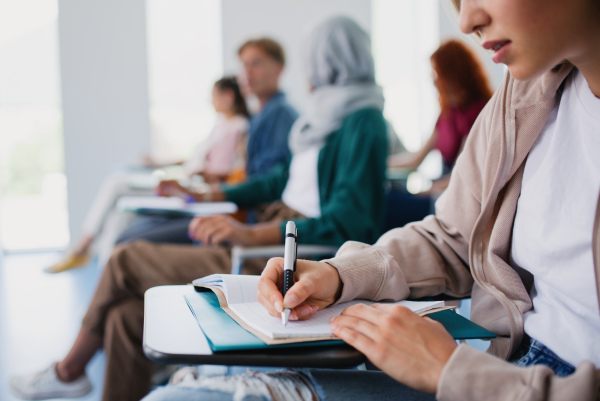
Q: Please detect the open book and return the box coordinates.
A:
[116,196,238,216]
[192,274,454,346]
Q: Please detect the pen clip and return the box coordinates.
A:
[293,228,298,272]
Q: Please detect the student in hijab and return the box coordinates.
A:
[9,16,388,401]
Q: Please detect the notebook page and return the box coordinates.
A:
[193,274,261,305]
[229,299,444,339]
[218,275,260,304]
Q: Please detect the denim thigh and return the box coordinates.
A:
[512,338,576,377]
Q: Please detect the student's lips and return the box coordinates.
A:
[482,40,512,63]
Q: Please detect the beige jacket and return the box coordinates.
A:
[326,64,600,401]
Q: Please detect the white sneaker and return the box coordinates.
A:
[9,363,92,400]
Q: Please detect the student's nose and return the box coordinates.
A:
[458,0,490,36]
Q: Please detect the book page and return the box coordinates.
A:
[193,274,446,342]
[193,274,260,305]
[229,299,444,340]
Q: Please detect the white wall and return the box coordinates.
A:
[58,0,151,240]
[221,0,372,113]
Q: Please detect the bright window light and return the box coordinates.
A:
[145,0,223,163]
[0,0,68,252]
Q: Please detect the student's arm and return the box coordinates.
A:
[387,128,438,169]
[156,163,289,206]
[435,345,599,401]
[222,163,289,207]
[187,215,281,246]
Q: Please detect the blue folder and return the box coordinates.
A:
[184,291,496,352]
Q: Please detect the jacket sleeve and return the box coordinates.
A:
[437,345,600,401]
[324,87,497,303]
[223,163,289,208]
[288,109,388,246]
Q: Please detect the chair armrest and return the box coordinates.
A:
[230,245,339,274]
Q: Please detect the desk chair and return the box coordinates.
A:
[230,245,339,275]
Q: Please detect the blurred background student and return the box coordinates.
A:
[8,15,388,401]
[47,76,250,273]
[115,37,299,247]
[144,76,250,185]
[388,39,493,192]
[384,39,493,230]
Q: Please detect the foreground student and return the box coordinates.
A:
[8,16,388,401]
[145,0,600,400]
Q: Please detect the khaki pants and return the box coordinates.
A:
[80,202,302,401]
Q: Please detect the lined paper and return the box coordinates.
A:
[193,274,444,340]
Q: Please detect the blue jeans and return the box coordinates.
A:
[142,338,575,401]
[511,338,575,377]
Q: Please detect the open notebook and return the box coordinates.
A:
[116,196,238,216]
[192,274,453,346]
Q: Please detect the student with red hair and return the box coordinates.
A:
[389,39,493,194]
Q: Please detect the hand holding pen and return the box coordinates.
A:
[257,229,343,323]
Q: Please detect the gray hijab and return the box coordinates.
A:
[289,16,385,154]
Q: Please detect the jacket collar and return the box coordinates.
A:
[511,63,575,110]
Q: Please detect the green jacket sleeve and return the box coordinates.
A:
[284,109,388,246]
[223,163,290,208]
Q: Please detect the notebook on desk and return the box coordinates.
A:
[116,196,238,217]
[185,274,496,352]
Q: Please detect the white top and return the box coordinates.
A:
[281,147,321,218]
[511,71,600,368]
[183,115,248,177]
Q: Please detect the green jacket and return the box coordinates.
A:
[223,108,388,246]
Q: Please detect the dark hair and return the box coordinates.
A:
[237,37,286,66]
[431,39,493,113]
[214,76,249,118]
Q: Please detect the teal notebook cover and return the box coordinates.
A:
[184,292,495,352]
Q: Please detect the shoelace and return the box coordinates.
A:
[29,365,57,388]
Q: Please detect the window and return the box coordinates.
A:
[145,0,223,163]
[0,0,67,251]
[372,0,443,179]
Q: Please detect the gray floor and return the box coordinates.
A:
[0,251,105,401]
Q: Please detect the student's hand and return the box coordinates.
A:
[155,180,192,199]
[257,258,342,321]
[330,303,457,394]
[188,215,254,246]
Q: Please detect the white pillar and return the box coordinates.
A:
[57,0,151,241]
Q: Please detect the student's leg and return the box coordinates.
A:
[47,173,143,273]
[308,369,436,401]
[143,369,435,401]
[79,174,135,251]
[82,241,236,400]
[102,298,151,401]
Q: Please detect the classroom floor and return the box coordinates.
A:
[0,251,105,401]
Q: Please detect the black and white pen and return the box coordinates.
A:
[281,221,298,326]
